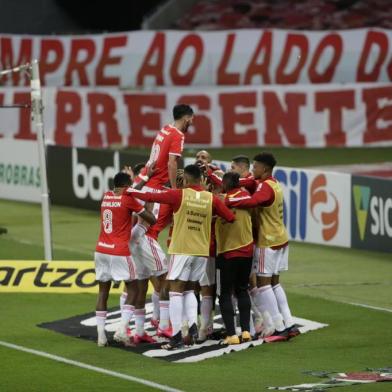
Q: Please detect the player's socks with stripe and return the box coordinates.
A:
[114,304,134,343]
[151,291,160,327]
[96,310,107,346]
[272,283,294,328]
[120,292,127,310]
[169,292,183,337]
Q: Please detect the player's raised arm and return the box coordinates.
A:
[226,182,274,208]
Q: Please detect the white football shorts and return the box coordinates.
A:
[253,245,289,277]
[94,251,137,282]
[167,254,207,282]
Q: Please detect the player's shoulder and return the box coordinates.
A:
[163,124,184,138]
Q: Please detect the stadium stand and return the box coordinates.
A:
[172,0,392,30]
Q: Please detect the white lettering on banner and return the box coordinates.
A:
[0,140,41,203]
[1,84,392,148]
[72,148,119,200]
[370,197,392,237]
[1,29,392,87]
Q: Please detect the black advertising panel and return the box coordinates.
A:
[351,175,392,253]
[47,146,148,210]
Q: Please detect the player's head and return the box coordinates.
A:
[252,152,277,180]
[176,169,185,189]
[231,155,250,176]
[183,164,201,186]
[195,150,212,166]
[173,104,194,133]
[113,172,132,188]
[133,162,146,177]
[222,172,240,193]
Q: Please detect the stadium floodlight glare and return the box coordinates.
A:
[0,60,53,260]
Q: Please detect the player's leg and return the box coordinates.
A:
[233,257,253,342]
[199,257,216,341]
[218,260,240,344]
[132,278,156,343]
[254,247,287,340]
[94,252,112,346]
[162,255,189,349]
[149,275,161,328]
[185,256,208,344]
[114,279,137,344]
[96,280,111,346]
[249,272,263,335]
[271,246,299,337]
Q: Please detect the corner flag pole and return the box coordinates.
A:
[30,60,53,261]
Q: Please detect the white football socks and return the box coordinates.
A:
[169,291,184,336]
[273,283,294,328]
[183,290,198,327]
[151,290,160,321]
[134,308,145,336]
[200,295,213,330]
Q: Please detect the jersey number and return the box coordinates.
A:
[103,209,113,234]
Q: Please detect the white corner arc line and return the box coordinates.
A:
[0,340,183,392]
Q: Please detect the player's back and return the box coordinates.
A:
[143,124,184,188]
[96,191,136,256]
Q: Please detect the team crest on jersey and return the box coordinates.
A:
[268,368,392,391]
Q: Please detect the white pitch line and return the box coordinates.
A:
[0,340,183,392]
[348,302,392,313]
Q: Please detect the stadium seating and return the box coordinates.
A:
[173,0,392,30]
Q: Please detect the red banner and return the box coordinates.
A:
[1,84,391,147]
[1,29,392,87]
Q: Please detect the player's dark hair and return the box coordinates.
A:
[184,164,202,180]
[133,162,145,176]
[113,172,132,188]
[253,152,277,169]
[232,155,250,168]
[173,104,194,120]
[222,172,240,191]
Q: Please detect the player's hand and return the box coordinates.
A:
[122,165,134,180]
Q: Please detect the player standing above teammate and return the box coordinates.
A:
[226,152,299,342]
[129,104,194,338]
[94,172,156,347]
[126,165,235,350]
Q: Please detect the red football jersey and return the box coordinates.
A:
[96,191,144,256]
[141,124,184,189]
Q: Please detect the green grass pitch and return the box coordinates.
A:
[0,146,391,391]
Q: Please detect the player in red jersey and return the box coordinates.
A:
[94,172,156,347]
[131,104,194,255]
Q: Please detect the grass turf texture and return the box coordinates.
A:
[1,147,391,391]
